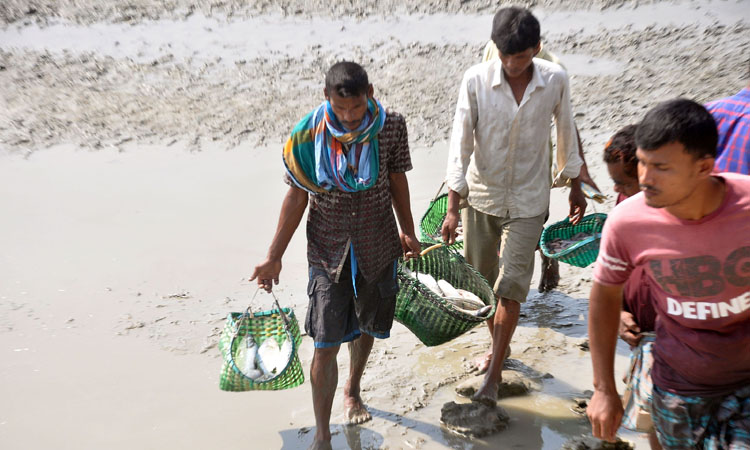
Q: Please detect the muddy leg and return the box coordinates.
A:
[310,345,339,450]
[538,251,560,292]
[344,333,374,424]
[473,318,494,374]
[472,297,520,405]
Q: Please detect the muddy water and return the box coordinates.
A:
[392,292,648,449]
[0,143,647,448]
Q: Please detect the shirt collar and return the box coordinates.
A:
[491,59,547,92]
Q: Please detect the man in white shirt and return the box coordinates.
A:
[442,6,586,405]
[483,39,603,294]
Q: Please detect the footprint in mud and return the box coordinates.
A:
[440,401,510,438]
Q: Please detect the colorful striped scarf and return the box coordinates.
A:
[283,98,386,194]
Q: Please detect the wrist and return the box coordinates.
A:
[266,252,283,262]
[593,380,618,394]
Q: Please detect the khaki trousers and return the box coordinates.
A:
[461,206,546,303]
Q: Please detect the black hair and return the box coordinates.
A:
[490,7,541,55]
[603,124,638,178]
[325,61,369,98]
[635,98,718,159]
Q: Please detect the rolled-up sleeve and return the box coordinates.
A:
[553,71,583,180]
[446,72,477,198]
[593,216,633,286]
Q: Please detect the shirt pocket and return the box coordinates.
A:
[306,277,317,298]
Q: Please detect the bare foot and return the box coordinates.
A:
[538,255,560,292]
[344,395,372,425]
[472,352,492,375]
[308,439,333,450]
[472,379,499,407]
[473,345,512,374]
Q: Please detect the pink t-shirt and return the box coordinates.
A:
[594,173,750,396]
[615,193,658,332]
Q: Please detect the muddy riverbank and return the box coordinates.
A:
[1,1,748,448]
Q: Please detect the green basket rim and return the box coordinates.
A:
[418,193,464,250]
[539,213,607,260]
[227,308,299,385]
[418,193,447,243]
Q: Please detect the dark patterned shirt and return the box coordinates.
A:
[285,110,412,282]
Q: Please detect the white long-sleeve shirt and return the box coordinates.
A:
[446,58,583,219]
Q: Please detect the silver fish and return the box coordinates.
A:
[235,335,263,380]
[581,182,607,204]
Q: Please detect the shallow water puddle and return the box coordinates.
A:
[398,344,649,449]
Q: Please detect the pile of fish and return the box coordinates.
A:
[545,232,595,254]
[403,268,492,318]
[233,334,293,382]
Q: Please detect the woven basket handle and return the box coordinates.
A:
[420,243,444,257]
[229,288,297,384]
[236,288,292,335]
[431,181,447,202]
[411,242,462,278]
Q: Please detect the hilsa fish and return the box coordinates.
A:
[235,335,263,380]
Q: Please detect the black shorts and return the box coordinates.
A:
[305,256,399,349]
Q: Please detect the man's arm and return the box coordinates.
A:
[575,127,601,192]
[619,310,643,347]
[539,48,599,193]
[442,189,462,245]
[442,72,477,243]
[389,172,421,259]
[249,185,308,292]
[587,281,626,442]
[568,176,587,224]
[553,73,587,224]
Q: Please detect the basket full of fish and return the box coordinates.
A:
[218,292,305,391]
[395,243,496,347]
[539,213,608,268]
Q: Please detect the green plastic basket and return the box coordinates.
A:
[539,213,608,268]
[218,306,305,391]
[395,243,495,347]
[419,193,464,250]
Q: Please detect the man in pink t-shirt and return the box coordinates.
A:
[587,99,750,449]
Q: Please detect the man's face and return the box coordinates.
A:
[325,90,370,131]
[636,141,710,209]
[498,46,538,79]
[606,161,640,198]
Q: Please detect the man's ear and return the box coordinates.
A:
[697,156,716,177]
[533,42,541,57]
[323,87,329,101]
[367,84,374,99]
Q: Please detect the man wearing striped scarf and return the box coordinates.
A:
[251,61,420,450]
